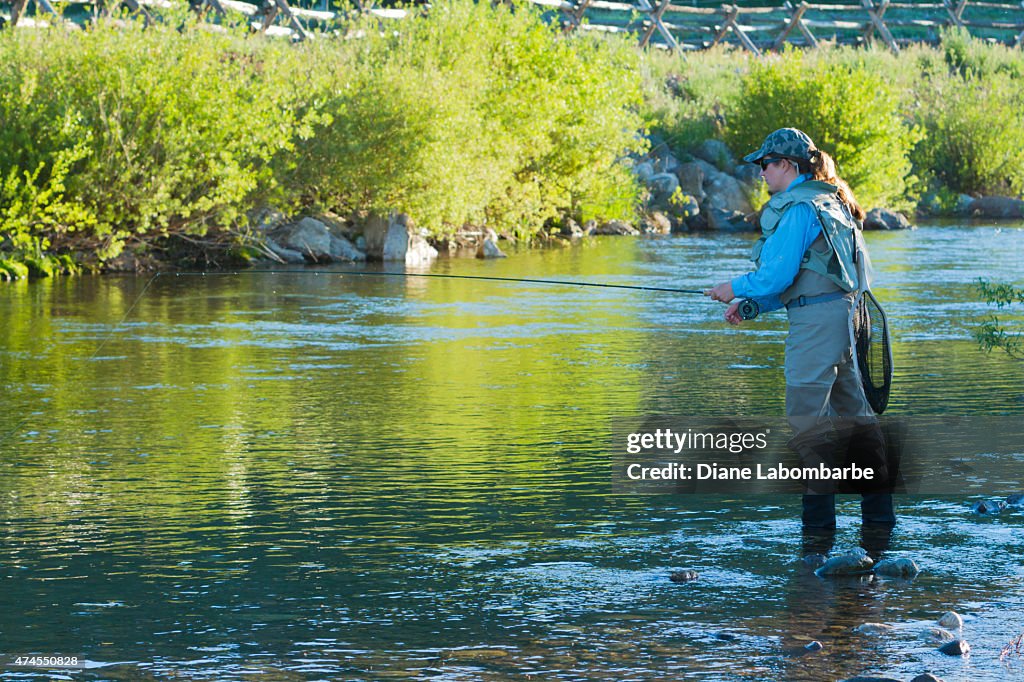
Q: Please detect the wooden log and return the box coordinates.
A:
[286,5,334,20]
[961,19,1024,29]
[663,4,720,15]
[587,0,637,12]
[219,0,258,15]
[801,3,865,10]
[528,0,573,9]
[366,8,408,19]
[803,18,867,29]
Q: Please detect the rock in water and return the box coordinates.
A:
[669,570,698,583]
[972,499,1007,514]
[874,558,920,578]
[476,238,506,259]
[1005,493,1024,506]
[863,208,912,230]
[919,627,955,644]
[938,639,970,656]
[802,553,827,570]
[854,622,896,636]
[841,677,903,682]
[938,611,963,629]
[815,548,874,577]
[803,641,823,652]
[910,674,945,682]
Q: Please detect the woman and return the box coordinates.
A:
[704,128,895,533]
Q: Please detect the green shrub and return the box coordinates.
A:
[722,50,921,211]
[911,35,1024,196]
[292,1,645,235]
[0,3,645,273]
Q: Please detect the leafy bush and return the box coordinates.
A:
[975,280,1024,359]
[292,1,645,233]
[722,50,921,211]
[910,32,1024,197]
[0,3,646,274]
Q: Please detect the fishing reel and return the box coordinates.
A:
[738,298,760,321]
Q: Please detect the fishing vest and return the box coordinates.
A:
[751,180,860,296]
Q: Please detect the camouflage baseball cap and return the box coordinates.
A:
[743,128,817,164]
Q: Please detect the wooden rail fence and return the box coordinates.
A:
[2,0,1023,52]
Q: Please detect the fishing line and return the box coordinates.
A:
[169,268,708,295]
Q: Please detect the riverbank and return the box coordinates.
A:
[1,6,1023,277]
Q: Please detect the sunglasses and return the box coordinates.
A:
[759,158,787,171]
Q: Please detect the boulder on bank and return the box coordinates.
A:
[970,195,1024,219]
[864,208,912,231]
[594,220,640,236]
[265,237,306,264]
[280,217,333,262]
[693,159,753,216]
[362,213,437,264]
[641,212,672,235]
[692,139,737,171]
[707,208,750,232]
[648,172,680,206]
[675,162,706,203]
[329,234,366,262]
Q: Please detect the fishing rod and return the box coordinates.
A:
[171,269,762,318]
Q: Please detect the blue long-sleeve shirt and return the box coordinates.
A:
[731,174,821,314]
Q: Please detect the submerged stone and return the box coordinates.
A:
[854,622,896,636]
[920,627,955,644]
[669,570,699,583]
[938,611,963,629]
[972,499,1007,515]
[1006,493,1024,506]
[874,557,920,578]
[815,548,874,577]
[938,638,970,656]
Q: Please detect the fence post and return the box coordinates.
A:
[638,0,679,51]
[861,0,900,53]
[10,0,29,25]
[943,0,968,28]
[773,1,814,50]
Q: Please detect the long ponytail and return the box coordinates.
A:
[805,150,865,222]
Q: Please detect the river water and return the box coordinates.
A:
[1,224,1023,681]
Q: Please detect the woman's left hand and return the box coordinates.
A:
[704,281,735,303]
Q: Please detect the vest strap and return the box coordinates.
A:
[785,291,850,310]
